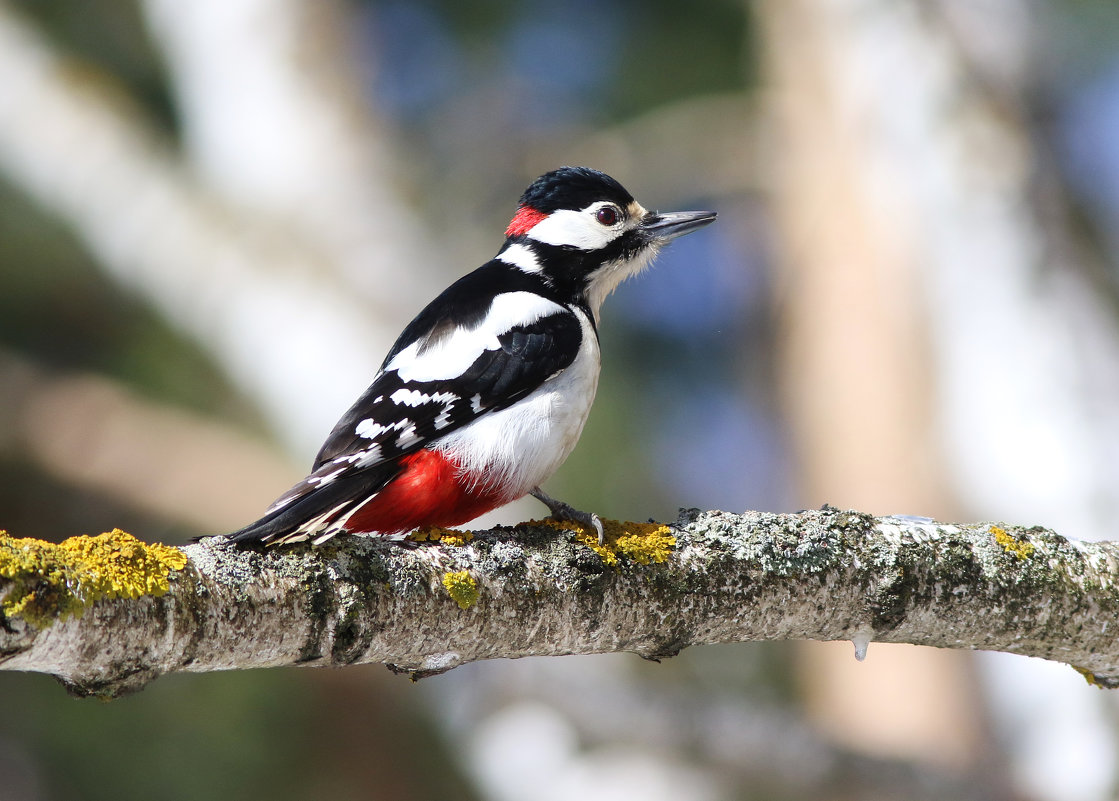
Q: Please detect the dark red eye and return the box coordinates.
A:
[596,206,619,226]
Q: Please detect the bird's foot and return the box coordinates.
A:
[530,487,605,545]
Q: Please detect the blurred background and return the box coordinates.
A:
[2,0,1119,798]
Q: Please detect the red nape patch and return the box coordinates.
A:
[345,449,508,535]
[505,206,547,238]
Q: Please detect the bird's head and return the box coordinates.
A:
[499,166,717,318]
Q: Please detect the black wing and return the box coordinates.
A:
[314,304,584,467]
[225,286,584,545]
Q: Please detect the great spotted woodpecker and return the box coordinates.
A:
[226,167,716,547]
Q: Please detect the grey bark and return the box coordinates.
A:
[2,508,1116,698]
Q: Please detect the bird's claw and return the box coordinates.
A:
[531,487,605,544]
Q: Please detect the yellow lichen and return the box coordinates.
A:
[991,525,1035,560]
[1073,665,1102,688]
[0,528,188,628]
[442,570,479,609]
[408,526,474,547]
[535,518,676,566]
[616,526,677,565]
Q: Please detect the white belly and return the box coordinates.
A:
[435,309,601,498]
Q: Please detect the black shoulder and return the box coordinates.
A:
[313,299,584,470]
[382,261,561,367]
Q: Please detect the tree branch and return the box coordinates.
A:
[2,508,1116,698]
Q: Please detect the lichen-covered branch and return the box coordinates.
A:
[2,508,1118,698]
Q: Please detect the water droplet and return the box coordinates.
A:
[852,631,872,662]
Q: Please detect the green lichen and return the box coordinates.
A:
[991,525,1035,560]
[442,570,479,610]
[0,529,188,629]
[538,518,676,566]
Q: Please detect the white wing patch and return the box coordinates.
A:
[385,291,565,382]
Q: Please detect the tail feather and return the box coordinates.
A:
[217,461,402,546]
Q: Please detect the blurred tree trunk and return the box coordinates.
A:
[759,0,1119,796]
[759,0,987,771]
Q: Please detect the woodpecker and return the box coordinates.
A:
[225,166,716,547]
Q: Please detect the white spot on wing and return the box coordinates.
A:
[356,418,385,439]
[391,388,426,406]
[395,423,420,450]
[390,387,459,407]
[348,420,398,463]
[308,467,345,486]
[351,444,383,466]
[434,405,455,429]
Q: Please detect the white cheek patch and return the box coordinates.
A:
[527,207,617,250]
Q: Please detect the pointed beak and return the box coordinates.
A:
[641,209,717,241]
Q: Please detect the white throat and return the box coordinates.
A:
[584,244,661,322]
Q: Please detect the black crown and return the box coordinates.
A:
[518,166,634,213]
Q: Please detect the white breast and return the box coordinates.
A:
[435,307,601,498]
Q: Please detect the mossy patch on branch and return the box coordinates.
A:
[0,528,188,628]
[537,518,676,566]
